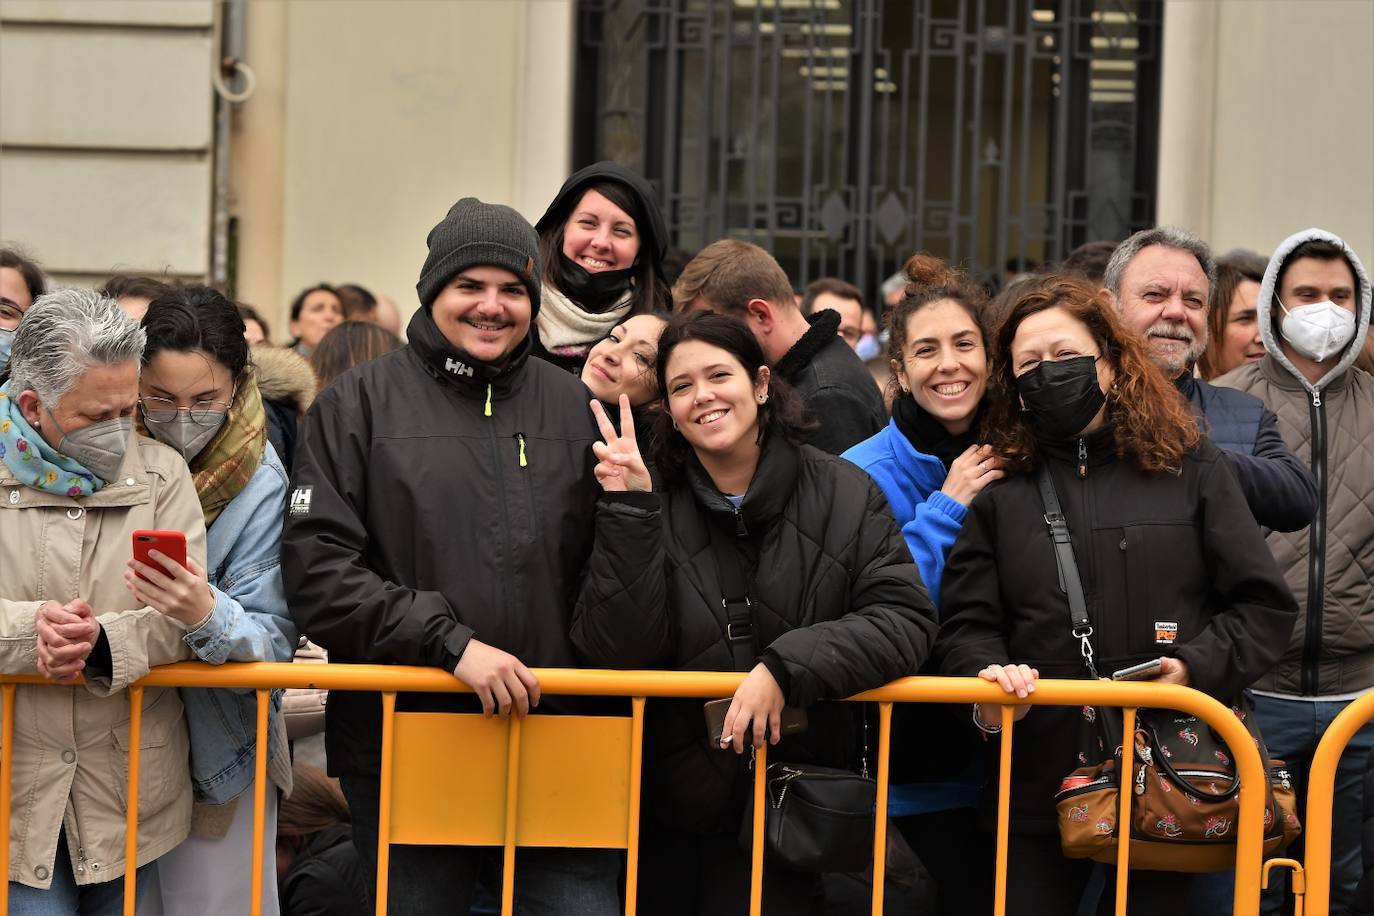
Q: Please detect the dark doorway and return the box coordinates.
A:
[574,0,1162,301]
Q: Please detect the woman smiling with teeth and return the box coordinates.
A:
[532,162,670,376]
[571,312,935,915]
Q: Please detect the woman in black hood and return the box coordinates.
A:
[533,161,670,374]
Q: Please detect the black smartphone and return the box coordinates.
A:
[703,698,809,745]
[1111,658,1164,681]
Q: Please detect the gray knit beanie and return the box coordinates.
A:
[416,198,542,314]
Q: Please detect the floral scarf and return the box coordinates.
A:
[0,383,103,496]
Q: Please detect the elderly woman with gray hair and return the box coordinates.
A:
[0,289,205,914]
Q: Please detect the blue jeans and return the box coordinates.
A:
[340,775,621,916]
[1192,693,1374,916]
[7,830,155,916]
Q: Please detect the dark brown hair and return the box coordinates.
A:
[277,763,350,839]
[651,312,815,481]
[1059,240,1119,285]
[99,274,173,304]
[0,248,47,304]
[985,275,1200,475]
[670,240,796,316]
[800,277,863,316]
[884,254,989,401]
[309,320,402,389]
[238,304,271,342]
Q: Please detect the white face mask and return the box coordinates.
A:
[1277,297,1357,363]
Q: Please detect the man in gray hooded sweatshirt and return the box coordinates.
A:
[1215,228,1374,914]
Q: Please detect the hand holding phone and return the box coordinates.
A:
[1111,658,1164,681]
[132,530,188,581]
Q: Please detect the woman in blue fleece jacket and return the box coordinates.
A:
[842,254,1001,609]
[841,254,1001,916]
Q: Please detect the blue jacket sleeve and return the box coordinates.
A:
[185,453,298,665]
[900,490,968,612]
[1221,407,1317,533]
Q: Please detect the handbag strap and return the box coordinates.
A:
[1035,464,1098,679]
[706,516,759,672]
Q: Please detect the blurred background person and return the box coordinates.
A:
[99,274,173,322]
[288,283,344,357]
[1058,239,1119,286]
[134,286,297,916]
[0,247,47,376]
[276,764,368,916]
[240,303,272,346]
[335,283,377,322]
[253,342,317,477]
[533,161,670,374]
[800,277,866,351]
[309,320,403,392]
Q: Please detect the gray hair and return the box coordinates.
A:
[8,288,146,406]
[1102,226,1217,305]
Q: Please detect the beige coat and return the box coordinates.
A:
[0,430,207,888]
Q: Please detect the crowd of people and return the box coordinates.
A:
[0,155,1371,916]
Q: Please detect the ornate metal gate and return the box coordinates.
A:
[573,0,1162,299]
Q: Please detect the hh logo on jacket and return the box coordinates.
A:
[445,358,474,378]
[290,486,313,517]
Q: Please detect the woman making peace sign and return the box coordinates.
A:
[572,312,937,914]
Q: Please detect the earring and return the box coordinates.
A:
[672,418,680,431]
[758,393,768,404]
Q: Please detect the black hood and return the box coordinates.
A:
[536,161,669,265]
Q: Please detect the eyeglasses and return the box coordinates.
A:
[139,390,235,426]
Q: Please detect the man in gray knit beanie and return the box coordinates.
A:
[282,196,619,913]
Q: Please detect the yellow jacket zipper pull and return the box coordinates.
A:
[516,433,527,468]
[484,383,492,417]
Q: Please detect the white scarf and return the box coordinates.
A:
[536,284,634,356]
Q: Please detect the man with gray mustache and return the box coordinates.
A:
[1104,226,1316,532]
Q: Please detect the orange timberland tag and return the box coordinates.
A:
[1155,621,1178,645]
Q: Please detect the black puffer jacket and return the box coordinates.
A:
[572,436,937,834]
[936,427,1298,832]
[283,308,601,777]
[776,309,887,454]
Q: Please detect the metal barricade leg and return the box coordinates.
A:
[749,742,768,916]
[123,686,143,916]
[625,698,645,916]
[870,702,892,916]
[376,692,397,916]
[250,688,269,916]
[501,716,522,916]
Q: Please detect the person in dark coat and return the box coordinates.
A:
[252,343,316,477]
[934,275,1298,915]
[572,312,938,915]
[672,240,887,454]
[276,764,368,916]
[281,198,618,915]
[1103,226,1316,532]
[532,161,670,375]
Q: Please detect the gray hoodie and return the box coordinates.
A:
[1215,228,1374,695]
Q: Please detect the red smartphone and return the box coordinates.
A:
[132,530,188,581]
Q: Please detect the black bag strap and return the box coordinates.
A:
[1035,464,1098,679]
[706,516,759,672]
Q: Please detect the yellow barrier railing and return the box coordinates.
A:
[1298,689,1374,915]
[0,664,1273,916]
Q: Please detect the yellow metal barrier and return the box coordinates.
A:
[0,664,1274,916]
[1298,689,1374,915]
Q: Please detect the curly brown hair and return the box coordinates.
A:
[883,253,990,403]
[985,275,1200,475]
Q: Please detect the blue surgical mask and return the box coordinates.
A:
[855,332,882,362]
[0,328,12,373]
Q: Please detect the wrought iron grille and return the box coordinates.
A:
[573,0,1162,301]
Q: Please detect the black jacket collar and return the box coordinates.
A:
[1038,424,1118,470]
[407,307,533,400]
[775,310,841,383]
[686,433,800,535]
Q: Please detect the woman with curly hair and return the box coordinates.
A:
[934,275,1297,913]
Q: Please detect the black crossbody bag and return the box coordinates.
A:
[702,517,878,874]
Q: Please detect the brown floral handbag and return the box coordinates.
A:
[1035,466,1300,872]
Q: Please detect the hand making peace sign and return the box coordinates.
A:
[590,395,652,493]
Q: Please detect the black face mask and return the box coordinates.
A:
[1015,355,1106,440]
[551,254,634,314]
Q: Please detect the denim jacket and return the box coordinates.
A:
[182,442,297,804]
